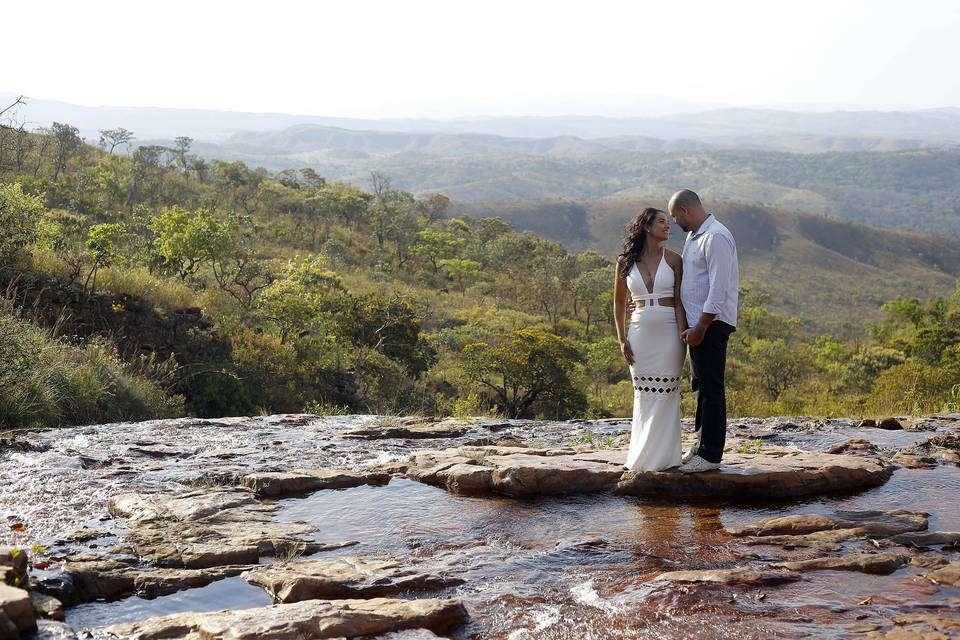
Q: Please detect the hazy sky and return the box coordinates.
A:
[7,0,959,117]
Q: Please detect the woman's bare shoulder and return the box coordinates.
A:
[664,249,683,268]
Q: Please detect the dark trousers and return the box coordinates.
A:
[690,321,735,463]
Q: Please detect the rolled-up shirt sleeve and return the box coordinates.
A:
[702,233,736,316]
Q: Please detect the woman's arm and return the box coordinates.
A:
[671,253,688,335]
[613,261,634,365]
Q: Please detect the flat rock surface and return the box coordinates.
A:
[771,552,909,575]
[344,418,474,440]
[106,488,333,570]
[925,561,960,586]
[241,468,391,498]
[402,446,626,497]
[243,557,464,603]
[616,448,894,500]
[38,556,256,606]
[98,597,470,639]
[653,566,800,586]
[728,509,929,537]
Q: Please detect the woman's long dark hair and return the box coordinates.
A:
[618,207,664,278]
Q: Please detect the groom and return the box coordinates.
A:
[668,190,739,474]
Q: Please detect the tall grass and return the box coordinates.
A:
[0,311,184,429]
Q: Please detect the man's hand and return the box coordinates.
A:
[620,340,634,365]
[681,325,706,347]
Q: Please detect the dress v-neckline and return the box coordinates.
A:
[637,249,665,296]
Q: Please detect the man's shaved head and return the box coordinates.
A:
[667,189,707,232]
[668,189,702,213]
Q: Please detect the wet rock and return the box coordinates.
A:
[857,419,877,428]
[825,439,880,455]
[107,488,332,569]
[403,446,625,497]
[853,614,960,639]
[895,433,960,467]
[58,529,110,544]
[29,591,64,621]
[653,566,800,585]
[925,561,960,586]
[616,449,893,500]
[243,557,464,603]
[241,469,391,498]
[127,443,192,458]
[38,556,256,606]
[98,597,469,639]
[889,531,960,546]
[0,583,36,637]
[878,418,903,430]
[891,452,938,469]
[0,547,28,583]
[910,556,950,569]
[344,417,473,440]
[770,552,909,575]
[728,509,929,538]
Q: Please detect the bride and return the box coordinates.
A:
[613,208,688,471]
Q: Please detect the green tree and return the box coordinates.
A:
[149,205,227,280]
[0,181,44,266]
[461,329,584,418]
[51,122,82,181]
[439,258,482,296]
[414,230,464,273]
[572,267,610,336]
[83,223,128,297]
[98,127,134,154]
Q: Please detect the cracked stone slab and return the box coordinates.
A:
[616,449,894,500]
[241,469,391,498]
[243,557,464,603]
[97,597,469,640]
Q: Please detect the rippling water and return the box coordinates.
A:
[2,414,959,639]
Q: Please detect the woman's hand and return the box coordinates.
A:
[620,340,634,366]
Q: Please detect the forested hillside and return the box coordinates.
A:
[1,122,958,428]
[457,197,960,332]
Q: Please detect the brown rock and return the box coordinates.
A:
[405,447,625,497]
[855,613,960,639]
[241,469,391,498]
[29,591,64,621]
[857,419,878,428]
[107,488,335,569]
[728,509,929,537]
[653,566,800,585]
[38,556,257,606]
[771,552,909,575]
[344,418,472,440]
[889,531,960,546]
[878,418,903,430]
[98,597,469,639]
[617,449,893,500]
[0,583,36,637]
[925,561,960,586]
[826,439,879,455]
[243,557,464,603]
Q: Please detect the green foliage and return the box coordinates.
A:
[0,311,183,428]
[461,329,586,418]
[0,182,44,267]
[2,125,957,427]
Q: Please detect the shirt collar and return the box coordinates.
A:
[690,213,715,238]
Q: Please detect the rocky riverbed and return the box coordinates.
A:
[1,413,959,638]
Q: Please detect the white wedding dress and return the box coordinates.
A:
[624,250,685,471]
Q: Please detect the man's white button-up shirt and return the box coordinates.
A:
[680,214,739,329]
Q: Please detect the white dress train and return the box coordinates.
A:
[624,251,685,471]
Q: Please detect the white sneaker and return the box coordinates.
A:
[681,448,696,465]
[678,455,721,474]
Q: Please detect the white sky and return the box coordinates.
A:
[6,0,960,117]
